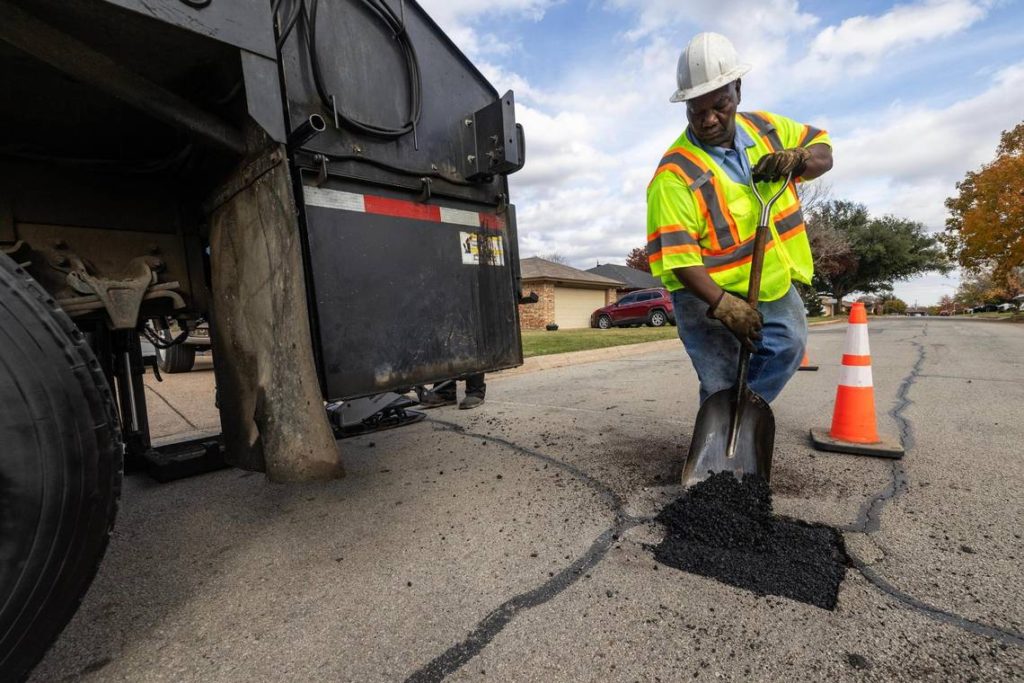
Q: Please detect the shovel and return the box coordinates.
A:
[681,173,792,487]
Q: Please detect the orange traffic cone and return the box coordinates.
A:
[810,303,904,458]
[797,351,818,371]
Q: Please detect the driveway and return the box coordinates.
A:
[31,319,1024,681]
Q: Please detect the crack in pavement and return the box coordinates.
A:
[144,384,198,430]
[841,327,923,535]
[842,323,1024,648]
[405,419,644,683]
[849,552,1024,648]
[409,322,1023,680]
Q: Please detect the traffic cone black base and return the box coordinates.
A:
[797,351,818,371]
[809,428,904,459]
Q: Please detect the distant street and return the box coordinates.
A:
[32,318,1024,682]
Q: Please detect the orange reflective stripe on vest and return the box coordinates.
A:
[798,124,827,148]
[656,148,739,250]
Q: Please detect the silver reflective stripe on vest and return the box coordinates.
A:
[798,125,824,147]
[775,207,805,234]
[701,208,805,269]
[659,152,736,249]
[647,228,698,258]
[742,112,783,152]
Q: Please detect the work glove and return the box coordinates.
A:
[751,147,811,183]
[708,292,763,353]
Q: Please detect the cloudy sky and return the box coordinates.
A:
[420,0,1024,305]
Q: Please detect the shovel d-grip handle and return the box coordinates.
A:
[744,173,793,308]
[726,172,793,459]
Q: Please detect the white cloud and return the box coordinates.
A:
[798,0,990,82]
[421,1,1016,302]
[417,0,560,58]
[828,61,1024,229]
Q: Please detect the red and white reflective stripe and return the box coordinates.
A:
[302,186,504,231]
[841,322,871,366]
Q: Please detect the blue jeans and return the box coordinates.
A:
[672,286,807,404]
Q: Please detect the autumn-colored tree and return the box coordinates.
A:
[626,246,651,273]
[955,266,1023,307]
[943,122,1024,286]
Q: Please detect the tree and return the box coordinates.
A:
[881,296,907,315]
[943,122,1024,287]
[937,294,955,314]
[625,246,651,273]
[537,252,569,265]
[804,199,856,282]
[797,179,834,217]
[955,265,1023,307]
[796,283,824,316]
[808,199,949,305]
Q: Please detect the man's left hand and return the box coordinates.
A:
[752,147,811,182]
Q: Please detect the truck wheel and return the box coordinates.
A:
[0,254,122,682]
[157,341,196,373]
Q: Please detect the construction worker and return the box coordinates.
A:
[648,32,833,403]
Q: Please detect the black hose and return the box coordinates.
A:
[301,0,422,140]
[142,325,191,350]
[276,0,306,49]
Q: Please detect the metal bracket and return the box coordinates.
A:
[62,253,161,329]
[314,153,330,187]
[460,90,525,181]
[417,177,433,202]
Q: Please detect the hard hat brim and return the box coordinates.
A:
[669,63,751,103]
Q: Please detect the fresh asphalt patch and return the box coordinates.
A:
[653,472,848,610]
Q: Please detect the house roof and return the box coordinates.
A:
[520,257,623,287]
[586,263,661,290]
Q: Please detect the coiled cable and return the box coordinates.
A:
[277,0,422,140]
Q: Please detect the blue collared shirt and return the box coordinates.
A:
[686,124,756,184]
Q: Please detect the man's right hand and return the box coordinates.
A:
[708,292,763,352]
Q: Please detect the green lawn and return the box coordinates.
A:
[956,311,1024,322]
[521,326,678,358]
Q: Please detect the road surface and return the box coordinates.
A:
[31,319,1024,682]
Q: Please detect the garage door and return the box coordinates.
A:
[554,287,605,329]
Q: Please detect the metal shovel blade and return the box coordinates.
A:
[682,385,776,487]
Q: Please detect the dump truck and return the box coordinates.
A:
[0,1,526,678]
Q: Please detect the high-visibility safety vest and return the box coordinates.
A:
[646,111,830,301]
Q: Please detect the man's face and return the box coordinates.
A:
[686,81,741,148]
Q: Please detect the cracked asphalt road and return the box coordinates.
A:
[30,319,1024,682]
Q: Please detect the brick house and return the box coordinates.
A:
[518,257,622,330]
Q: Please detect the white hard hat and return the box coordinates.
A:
[670,32,751,103]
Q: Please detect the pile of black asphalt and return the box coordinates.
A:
[653,472,848,610]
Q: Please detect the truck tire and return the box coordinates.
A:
[157,341,196,373]
[0,253,123,682]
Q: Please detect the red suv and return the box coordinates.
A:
[591,288,675,329]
